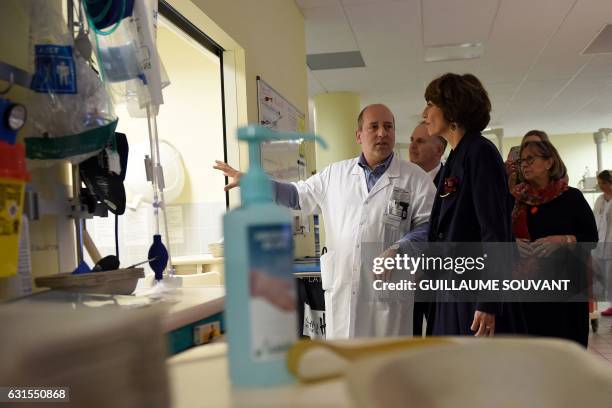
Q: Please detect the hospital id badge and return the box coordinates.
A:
[384,187,410,227]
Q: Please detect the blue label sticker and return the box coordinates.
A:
[248,224,293,275]
[247,224,296,361]
[31,45,77,94]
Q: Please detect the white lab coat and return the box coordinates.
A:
[293,155,435,339]
[594,194,612,250]
[593,194,612,302]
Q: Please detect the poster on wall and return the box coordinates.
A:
[256,76,306,133]
[257,76,307,182]
[257,76,309,235]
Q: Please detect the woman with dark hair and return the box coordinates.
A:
[511,140,597,347]
[423,73,525,336]
[594,170,612,317]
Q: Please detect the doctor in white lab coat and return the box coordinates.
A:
[214,104,435,339]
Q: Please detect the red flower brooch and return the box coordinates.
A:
[440,176,460,197]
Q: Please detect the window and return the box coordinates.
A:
[86,5,227,271]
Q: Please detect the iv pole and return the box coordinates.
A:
[67,0,86,266]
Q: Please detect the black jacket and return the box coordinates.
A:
[433,163,444,188]
[429,133,513,243]
[428,131,525,335]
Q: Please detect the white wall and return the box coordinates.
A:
[168,0,314,257]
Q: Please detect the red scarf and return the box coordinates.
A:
[511,177,569,240]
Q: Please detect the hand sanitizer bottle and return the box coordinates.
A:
[223,125,325,387]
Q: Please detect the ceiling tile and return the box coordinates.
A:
[296,0,339,10]
[303,3,359,54]
[344,0,421,68]
[582,23,612,54]
[341,0,411,4]
[512,79,568,104]
[528,0,612,80]
[422,0,500,46]
[573,53,612,80]
[416,60,481,84]
[485,82,519,103]
[298,0,612,137]
[312,68,372,92]
[573,94,612,118]
[546,77,611,112]
[307,69,327,95]
[477,0,575,83]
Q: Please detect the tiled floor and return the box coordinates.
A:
[588,314,612,364]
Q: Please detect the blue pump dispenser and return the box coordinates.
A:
[224,125,325,387]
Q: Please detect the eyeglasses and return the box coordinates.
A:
[517,155,543,166]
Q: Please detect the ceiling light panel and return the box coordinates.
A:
[424,43,484,62]
[307,51,366,70]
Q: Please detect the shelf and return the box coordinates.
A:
[172,255,224,277]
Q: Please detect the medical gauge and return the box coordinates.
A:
[0,97,27,143]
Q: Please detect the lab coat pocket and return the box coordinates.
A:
[383,222,401,247]
[320,251,336,291]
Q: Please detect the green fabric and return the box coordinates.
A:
[25,119,118,160]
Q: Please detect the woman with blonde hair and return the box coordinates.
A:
[506,130,554,190]
[511,140,597,346]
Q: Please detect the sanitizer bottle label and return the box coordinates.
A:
[248,224,297,361]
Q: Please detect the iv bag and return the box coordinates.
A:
[90,0,170,118]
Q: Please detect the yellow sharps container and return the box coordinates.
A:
[0,142,30,277]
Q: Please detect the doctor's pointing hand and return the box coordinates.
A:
[213,160,242,192]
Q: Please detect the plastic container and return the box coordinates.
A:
[93,14,149,103]
[223,126,325,387]
[85,0,138,83]
[0,142,30,277]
